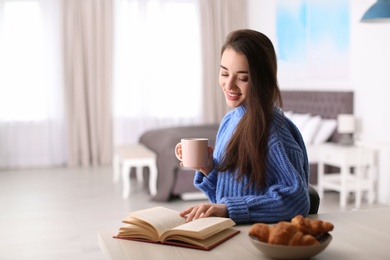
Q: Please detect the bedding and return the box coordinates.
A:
[286,113,337,163]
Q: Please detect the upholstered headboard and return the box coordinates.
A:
[280,90,354,184]
[281,90,354,143]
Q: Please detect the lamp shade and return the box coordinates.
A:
[361,0,390,23]
[337,114,355,134]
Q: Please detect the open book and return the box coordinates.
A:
[113,206,240,251]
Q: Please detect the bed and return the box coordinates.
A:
[281,90,354,184]
[140,90,354,201]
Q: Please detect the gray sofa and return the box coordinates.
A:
[139,124,219,201]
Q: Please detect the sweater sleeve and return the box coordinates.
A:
[192,107,310,224]
[194,158,219,203]
[193,109,235,202]
[220,140,310,224]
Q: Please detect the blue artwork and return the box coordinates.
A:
[276,0,350,80]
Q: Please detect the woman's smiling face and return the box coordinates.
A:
[219,47,250,108]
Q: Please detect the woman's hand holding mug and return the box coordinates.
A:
[175,138,214,176]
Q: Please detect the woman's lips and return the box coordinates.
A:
[226,91,241,100]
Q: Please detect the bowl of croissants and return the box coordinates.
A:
[248,215,334,259]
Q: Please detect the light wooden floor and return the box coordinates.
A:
[0,166,385,260]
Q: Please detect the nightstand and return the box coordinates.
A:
[317,143,376,209]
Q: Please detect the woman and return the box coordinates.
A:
[179,29,310,224]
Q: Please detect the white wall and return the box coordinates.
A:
[247,0,390,205]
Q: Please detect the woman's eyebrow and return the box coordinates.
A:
[220,65,248,74]
[220,65,228,70]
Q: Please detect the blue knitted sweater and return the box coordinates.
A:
[194,105,310,224]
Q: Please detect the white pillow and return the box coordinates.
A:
[290,113,311,131]
[312,119,337,144]
[300,115,322,145]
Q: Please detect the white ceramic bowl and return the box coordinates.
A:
[249,233,332,259]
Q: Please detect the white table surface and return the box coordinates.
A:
[99,207,390,260]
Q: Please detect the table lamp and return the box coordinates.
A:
[337,114,355,145]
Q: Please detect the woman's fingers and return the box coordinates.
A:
[180,203,228,222]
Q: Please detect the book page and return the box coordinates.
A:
[160,217,236,241]
[163,228,240,250]
[117,223,157,241]
[122,206,186,239]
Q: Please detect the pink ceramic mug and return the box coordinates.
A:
[175,138,209,168]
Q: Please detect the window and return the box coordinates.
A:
[113,0,202,119]
[0,0,65,168]
[0,1,47,121]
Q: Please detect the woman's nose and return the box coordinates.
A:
[224,77,235,90]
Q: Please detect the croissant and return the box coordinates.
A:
[249,215,334,246]
[249,221,319,246]
[249,223,269,243]
[291,215,334,236]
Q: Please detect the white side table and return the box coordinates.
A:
[317,143,376,209]
[113,144,158,199]
[355,140,390,205]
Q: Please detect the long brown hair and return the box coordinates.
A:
[217,29,283,190]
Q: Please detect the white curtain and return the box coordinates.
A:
[0,0,66,169]
[113,0,247,145]
[0,0,247,168]
[113,0,204,145]
[199,0,247,123]
[62,0,113,167]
